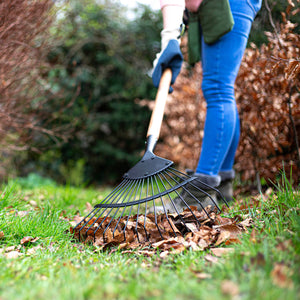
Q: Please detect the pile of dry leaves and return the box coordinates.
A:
[71,206,254,255]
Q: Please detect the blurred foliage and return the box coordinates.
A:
[13,0,299,188]
[248,0,300,46]
[16,173,57,189]
[20,0,162,184]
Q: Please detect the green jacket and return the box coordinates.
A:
[188,0,234,65]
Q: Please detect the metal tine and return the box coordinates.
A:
[93,178,138,239]
[169,167,229,207]
[143,177,150,241]
[99,179,139,242]
[150,175,164,240]
[121,178,143,241]
[74,207,99,241]
[78,207,103,240]
[80,179,133,238]
[168,167,190,180]
[135,178,145,243]
[73,206,98,230]
[154,173,177,237]
[104,178,141,241]
[95,178,131,207]
[160,170,202,227]
[159,170,199,227]
[89,179,133,231]
[165,170,213,220]
[188,180,221,211]
[166,171,203,216]
[75,179,131,236]
[166,170,221,216]
[193,178,229,207]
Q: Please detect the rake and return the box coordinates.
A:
[73,69,228,244]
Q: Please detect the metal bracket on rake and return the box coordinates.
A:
[124,150,173,180]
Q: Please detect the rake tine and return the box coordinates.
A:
[170,167,229,207]
[161,170,202,227]
[150,175,164,240]
[77,207,102,240]
[193,178,230,207]
[99,180,138,242]
[76,183,126,238]
[135,178,145,243]
[122,179,143,240]
[108,179,140,239]
[143,177,150,241]
[155,174,177,237]
[168,167,190,181]
[98,178,131,206]
[88,179,134,239]
[73,207,96,231]
[187,180,222,212]
[166,168,217,216]
[164,169,210,221]
[159,171,194,227]
[182,184,212,216]
[93,179,136,240]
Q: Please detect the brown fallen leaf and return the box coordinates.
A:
[185,223,198,232]
[29,200,38,207]
[152,237,186,253]
[276,239,292,251]
[160,251,169,258]
[31,237,40,243]
[221,280,240,297]
[20,236,34,245]
[271,263,294,289]
[214,230,231,246]
[17,211,30,217]
[5,251,24,259]
[5,246,16,252]
[211,247,234,257]
[84,202,93,213]
[204,254,219,263]
[27,245,43,255]
[191,270,212,280]
[239,217,254,228]
[0,231,4,239]
[250,252,266,266]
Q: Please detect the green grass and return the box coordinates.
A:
[0,174,299,300]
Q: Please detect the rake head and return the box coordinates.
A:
[73,151,228,245]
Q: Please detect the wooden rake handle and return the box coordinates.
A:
[147,68,172,139]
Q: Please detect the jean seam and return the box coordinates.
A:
[245,0,260,16]
[210,41,224,175]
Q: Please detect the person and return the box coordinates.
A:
[152,0,262,211]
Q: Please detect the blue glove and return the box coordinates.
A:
[152,39,183,93]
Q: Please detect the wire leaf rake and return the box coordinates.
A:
[73,69,228,245]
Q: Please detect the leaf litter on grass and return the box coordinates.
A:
[71,205,254,256]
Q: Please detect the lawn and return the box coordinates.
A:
[0,173,299,300]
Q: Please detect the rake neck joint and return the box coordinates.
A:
[123,135,173,180]
[145,135,157,154]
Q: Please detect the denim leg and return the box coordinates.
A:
[219,106,240,172]
[195,0,261,177]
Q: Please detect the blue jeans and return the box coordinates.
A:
[195,0,262,181]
